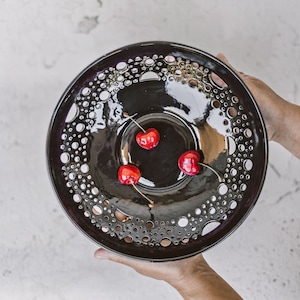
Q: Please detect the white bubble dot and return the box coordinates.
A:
[243,159,253,171]
[244,128,252,138]
[71,142,79,150]
[84,211,90,217]
[178,216,189,227]
[76,123,85,132]
[81,137,88,144]
[98,73,105,80]
[230,168,237,176]
[218,183,228,195]
[164,55,175,63]
[68,173,76,180]
[99,91,110,101]
[92,205,103,216]
[145,58,154,66]
[230,200,237,209]
[209,207,216,214]
[91,187,99,195]
[81,87,91,96]
[80,164,89,173]
[89,111,96,119]
[73,194,81,203]
[195,208,201,215]
[60,153,70,164]
[240,183,247,191]
[116,62,127,71]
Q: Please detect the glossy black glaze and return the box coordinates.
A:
[47,42,268,261]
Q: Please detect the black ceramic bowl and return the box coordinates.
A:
[47,41,268,261]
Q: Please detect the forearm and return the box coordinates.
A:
[272,101,300,159]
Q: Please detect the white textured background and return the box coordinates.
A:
[1,1,300,299]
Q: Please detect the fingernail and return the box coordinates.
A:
[95,248,112,259]
[94,249,105,259]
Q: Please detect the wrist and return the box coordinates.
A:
[166,255,242,300]
[166,257,210,294]
[270,98,290,143]
[272,100,300,158]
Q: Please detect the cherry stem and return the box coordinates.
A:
[130,181,154,208]
[199,163,223,183]
[123,112,146,133]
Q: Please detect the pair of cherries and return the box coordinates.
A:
[117,150,203,208]
[117,113,160,207]
[118,150,220,186]
[118,113,162,188]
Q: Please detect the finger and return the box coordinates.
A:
[216,53,248,83]
[210,53,232,88]
[216,53,230,65]
[94,248,173,279]
[216,53,237,72]
[94,248,135,265]
[94,248,112,259]
[94,248,153,270]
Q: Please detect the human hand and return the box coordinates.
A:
[94,248,242,300]
[215,53,300,159]
[215,53,288,142]
[94,248,204,283]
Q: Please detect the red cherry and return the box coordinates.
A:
[117,164,155,207]
[118,164,141,185]
[178,150,201,176]
[136,128,160,150]
[178,150,223,182]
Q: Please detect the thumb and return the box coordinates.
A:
[216,53,237,71]
[216,53,230,64]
